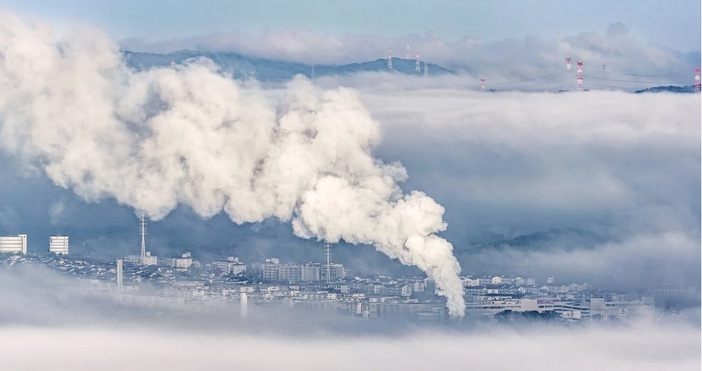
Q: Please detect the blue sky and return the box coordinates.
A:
[2,0,700,51]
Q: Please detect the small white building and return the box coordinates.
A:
[49,235,69,255]
[124,252,157,266]
[173,252,193,268]
[413,280,426,292]
[142,252,157,266]
[463,277,480,287]
[212,257,247,275]
[321,263,347,282]
[124,255,141,265]
[0,234,27,254]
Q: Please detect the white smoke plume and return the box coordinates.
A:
[0,13,465,316]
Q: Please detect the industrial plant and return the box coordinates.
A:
[1,214,694,325]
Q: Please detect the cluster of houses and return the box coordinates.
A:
[1,252,676,324]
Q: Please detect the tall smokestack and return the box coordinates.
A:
[116,259,123,291]
[240,292,248,319]
[0,14,466,317]
[325,242,331,284]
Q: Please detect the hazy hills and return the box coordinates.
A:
[458,228,608,254]
[122,50,698,93]
[122,50,453,81]
[634,85,696,94]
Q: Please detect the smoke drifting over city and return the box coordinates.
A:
[0,13,465,315]
[0,3,700,369]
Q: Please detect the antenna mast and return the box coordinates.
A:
[388,49,393,70]
[415,54,421,72]
[140,213,146,260]
[695,68,700,93]
[576,61,584,91]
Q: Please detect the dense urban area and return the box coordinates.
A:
[1,231,698,326]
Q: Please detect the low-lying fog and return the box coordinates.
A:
[0,267,699,371]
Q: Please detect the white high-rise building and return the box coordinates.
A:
[321,263,346,282]
[301,263,321,282]
[262,258,280,281]
[49,235,69,255]
[0,234,27,254]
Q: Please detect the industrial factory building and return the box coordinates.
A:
[0,234,27,254]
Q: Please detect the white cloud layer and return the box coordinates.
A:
[0,266,697,371]
[361,86,699,226]
[121,23,699,89]
[353,82,700,284]
[0,323,698,371]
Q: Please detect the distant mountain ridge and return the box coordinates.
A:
[458,228,609,254]
[634,85,696,94]
[122,50,454,81]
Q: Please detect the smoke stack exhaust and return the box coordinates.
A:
[0,14,466,317]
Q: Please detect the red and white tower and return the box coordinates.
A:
[480,78,486,91]
[565,57,572,70]
[576,61,584,91]
[695,68,700,93]
[415,54,421,72]
[387,49,393,70]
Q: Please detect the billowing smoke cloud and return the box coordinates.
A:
[0,13,465,315]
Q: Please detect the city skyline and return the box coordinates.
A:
[0,4,699,370]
